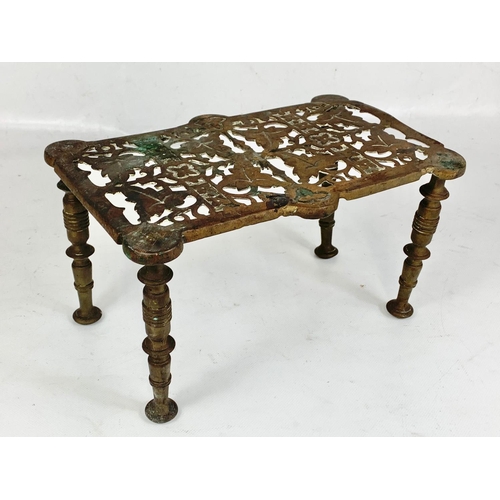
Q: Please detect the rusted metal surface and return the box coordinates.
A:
[45,95,466,423]
[45,95,465,265]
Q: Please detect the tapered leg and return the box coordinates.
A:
[314,212,339,259]
[58,180,102,325]
[387,175,449,318]
[139,264,178,423]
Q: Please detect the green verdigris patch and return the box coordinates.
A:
[295,187,314,198]
[436,151,464,171]
[134,136,181,161]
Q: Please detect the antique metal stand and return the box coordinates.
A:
[45,95,465,423]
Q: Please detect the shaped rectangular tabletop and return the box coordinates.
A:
[45,95,465,264]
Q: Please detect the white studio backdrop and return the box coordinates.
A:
[1,62,498,134]
[0,62,499,438]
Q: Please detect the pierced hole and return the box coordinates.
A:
[348,167,362,178]
[296,110,305,117]
[127,169,147,181]
[415,150,428,160]
[209,154,229,163]
[345,106,381,124]
[219,164,234,176]
[76,162,111,187]
[309,175,319,184]
[149,208,173,224]
[234,198,252,206]
[258,186,286,194]
[197,204,210,216]
[130,182,163,192]
[211,174,223,185]
[267,157,301,183]
[228,131,264,153]
[356,130,371,141]
[278,136,294,148]
[145,159,157,167]
[384,127,406,140]
[170,185,187,192]
[251,195,264,203]
[343,135,352,143]
[105,192,140,225]
[337,123,358,130]
[153,166,162,176]
[223,186,252,195]
[177,195,197,209]
[291,148,312,157]
[289,130,299,138]
[352,141,364,150]
[379,160,396,167]
[159,219,174,227]
[158,177,178,185]
[184,209,196,220]
[170,141,186,150]
[264,122,288,129]
[219,134,245,153]
[307,113,320,121]
[119,151,145,157]
[189,159,207,167]
[86,153,112,158]
[365,151,392,158]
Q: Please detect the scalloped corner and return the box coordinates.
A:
[311,94,349,104]
[122,225,184,265]
[44,140,87,167]
[430,149,466,180]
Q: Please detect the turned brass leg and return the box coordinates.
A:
[387,175,449,318]
[314,212,339,259]
[139,264,178,423]
[58,180,102,324]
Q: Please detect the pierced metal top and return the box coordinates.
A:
[45,95,465,264]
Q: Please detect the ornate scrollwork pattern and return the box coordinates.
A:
[68,100,447,233]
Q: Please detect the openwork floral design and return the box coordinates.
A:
[71,99,440,230]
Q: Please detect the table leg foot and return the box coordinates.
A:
[73,306,102,325]
[314,212,339,259]
[145,398,178,423]
[314,244,339,259]
[386,299,414,319]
